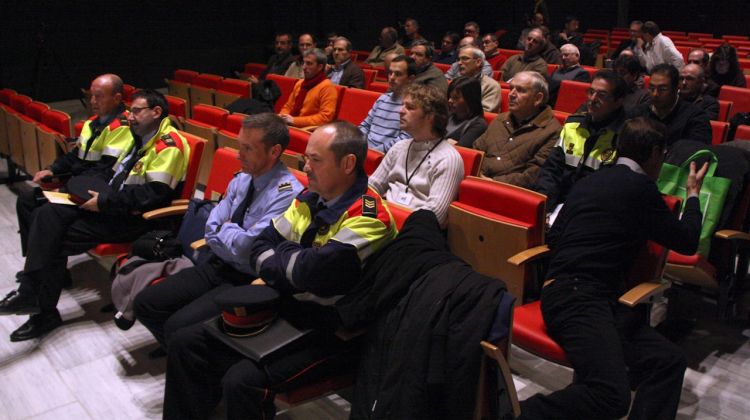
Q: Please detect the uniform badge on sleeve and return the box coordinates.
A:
[566,143,575,154]
[600,148,615,162]
[278,182,292,192]
[362,195,377,218]
[160,134,176,146]
[133,161,144,173]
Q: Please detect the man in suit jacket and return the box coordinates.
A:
[328,36,365,89]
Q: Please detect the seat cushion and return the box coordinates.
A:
[512,301,570,366]
[91,243,132,256]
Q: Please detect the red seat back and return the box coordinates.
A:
[173,69,199,83]
[266,74,299,113]
[336,88,380,125]
[41,109,72,137]
[0,88,17,105]
[166,95,188,119]
[454,146,483,178]
[717,100,733,122]
[26,101,50,123]
[546,64,558,76]
[10,94,32,113]
[554,80,591,114]
[484,111,497,126]
[123,84,137,102]
[365,149,384,175]
[191,73,223,89]
[205,147,242,199]
[288,128,310,154]
[362,69,377,89]
[736,125,750,141]
[387,203,412,230]
[178,131,207,199]
[223,114,246,135]
[367,81,389,93]
[190,104,229,127]
[500,89,509,113]
[719,86,750,119]
[243,63,267,77]
[434,63,451,73]
[710,120,729,145]
[217,79,251,98]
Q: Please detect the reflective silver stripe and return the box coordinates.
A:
[255,249,275,274]
[332,227,372,260]
[274,215,294,240]
[123,174,145,185]
[292,292,343,306]
[146,171,176,187]
[101,146,123,157]
[79,149,102,161]
[562,152,603,170]
[285,250,300,288]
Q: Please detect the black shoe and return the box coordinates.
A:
[10,311,62,342]
[0,290,40,315]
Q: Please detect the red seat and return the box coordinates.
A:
[0,88,16,105]
[554,80,591,114]
[434,63,451,74]
[216,78,251,97]
[735,125,750,141]
[364,149,384,175]
[40,109,72,137]
[222,113,245,135]
[336,88,380,125]
[719,85,750,120]
[25,102,50,123]
[187,104,229,129]
[546,64,558,76]
[723,35,750,41]
[500,89,509,113]
[513,301,569,365]
[166,95,188,120]
[204,147,242,200]
[484,111,497,126]
[266,74,299,113]
[216,114,246,149]
[9,94,32,114]
[362,69,377,89]
[581,66,598,79]
[122,84,136,106]
[191,73,223,90]
[454,145,484,178]
[717,100,733,122]
[710,120,729,145]
[288,127,310,154]
[173,69,199,83]
[367,81,389,93]
[387,202,412,230]
[553,110,571,125]
[492,70,502,81]
[688,32,713,40]
[243,63,267,78]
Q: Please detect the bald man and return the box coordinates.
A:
[16,73,134,256]
[679,63,719,120]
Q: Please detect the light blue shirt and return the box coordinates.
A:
[329,59,351,85]
[204,161,303,274]
[359,91,412,153]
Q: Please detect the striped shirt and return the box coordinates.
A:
[359,92,410,153]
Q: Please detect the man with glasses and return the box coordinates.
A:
[549,44,591,105]
[410,40,449,94]
[284,33,316,79]
[535,70,627,218]
[482,33,505,69]
[365,27,404,66]
[679,63,719,120]
[435,31,460,64]
[463,21,480,39]
[628,64,711,146]
[457,46,500,112]
[249,33,296,84]
[444,36,494,81]
[0,90,190,341]
[500,28,548,82]
[687,48,721,97]
[609,20,643,59]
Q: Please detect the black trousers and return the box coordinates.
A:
[16,187,43,256]
[164,322,357,420]
[519,278,687,420]
[134,255,251,349]
[19,203,149,315]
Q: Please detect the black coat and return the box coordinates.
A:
[338,210,508,420]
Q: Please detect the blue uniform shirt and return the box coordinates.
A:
[205,161,303,274]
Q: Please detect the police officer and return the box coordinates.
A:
[163,121,397,419]
[534,70,628,218]
[134,113,303,348]
[17,74,134,255]
[0,89,190,342]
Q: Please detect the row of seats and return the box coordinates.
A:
[584,29,750,58]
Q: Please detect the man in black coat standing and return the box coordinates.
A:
[520,116,708,419]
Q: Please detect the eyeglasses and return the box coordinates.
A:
[647,85,671,93]
[687,59,703,65]
[586,88,612,101]
[457,55,474,62]
[130,106,153,115]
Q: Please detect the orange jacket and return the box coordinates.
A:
[280,79,338,128]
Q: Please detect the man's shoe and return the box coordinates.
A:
[0,290,40,315]
[10,311,62,342]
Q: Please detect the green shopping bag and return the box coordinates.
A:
[656,149,732,256]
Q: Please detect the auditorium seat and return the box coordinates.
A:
[216,113,246,149]
[484,112,497,126]
[735,124,750,141]
[364,149,384,175]
[165,95,188,129]
[336,88,380,126]
[367,81,389,93]
[362,69,377,89]
[501,88,509,113]
[184,104,229,186]
[165,69,199,117]
[434,63,451,74]
[710,120,729,145]
[553,110,571,125]
[554,80,591,114]
[266,74,299,113]
[719,86,750,119]
[243,63,267,78]
[214,78,251,109]
[717,100,733,122]
[288,127,310,154]
[189,73,224,108]
[454,145,484,178]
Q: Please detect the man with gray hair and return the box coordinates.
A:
[327,36,365,88]
[458,46,501,112]
[548,43,591,105]
[410,39,449,93]
[679,63,719,120]
[444,36,494,80]
[500,27,548,81]
[279,48,338,128]
[473,71,560,188]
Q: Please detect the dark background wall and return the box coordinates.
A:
[1,0,746,103]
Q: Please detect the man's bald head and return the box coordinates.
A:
[90,74,124,117]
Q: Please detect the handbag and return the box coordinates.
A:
[656,149,732,256]
[176,198,217,264]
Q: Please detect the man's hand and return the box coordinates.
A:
[79,190,100,212]
[248,75,259,84]
[279,114,294,125]
[636,37,644,49]
[686,161,709,197]
[33,169,53,184]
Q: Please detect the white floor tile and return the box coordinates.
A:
[28,402,92,420]
[39,320,119,371]
[0,350,75,419]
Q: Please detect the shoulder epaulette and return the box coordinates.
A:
[361,194,378,218]
[278,182,293,193]
[155,132,184,153]
[565,113,587,124]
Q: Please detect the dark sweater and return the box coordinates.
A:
[547,164,702,296]
[628,98,712,146]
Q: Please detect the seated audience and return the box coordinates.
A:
[554,15,583,48]
[473,71,559,188]
[365,27,405,65]
[520,116,706,420]
[134,113,303,348]
[369,84,464,227]
[679,63,719,120]
[633,21,684,72]
[613,54,651,113]
[163,122,397,420]
[435,31,460,64]
[463,21,481,39]
[360,55,416,152]
[458,46,501,112]
[324,31,339,64]
[536,70,627,213]
[628,64,711,146]
[687,48,721,97]
[410,39,449,94]
[445,76,488,147]
[279,49,338,128]
[402,17,424,48]
[610,20,642,59]
[538,25,562,65]
[516,12,546,50]
[284,33,316,79]
[444,36,494,81]
[327,36,365,88]
[709,43,747,90]
[250,32,296,83]
[500,28,548,82]
[482,33,506,69]
[548,44,591,106]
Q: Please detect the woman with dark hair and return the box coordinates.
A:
[709,43,747,89]
[446,76,488,147]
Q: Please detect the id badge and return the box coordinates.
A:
[395,190,413,206]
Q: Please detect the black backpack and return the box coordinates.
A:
[728,112,750,141]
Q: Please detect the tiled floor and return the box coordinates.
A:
[2,124,750,418]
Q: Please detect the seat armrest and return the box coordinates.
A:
[715,229,750,242]
[171,199,190,206]
[480,340,521,418]
[507,244,550,266]
[191,238,207,250]
[301,125,319,132]
[618,281,670,307]
[142,204,189,220]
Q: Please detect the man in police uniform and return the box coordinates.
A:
[163,121,397,419]
[0,89,189,342]
[16,73,134,255]
[534,70,627,219]
[134,113,303,349]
